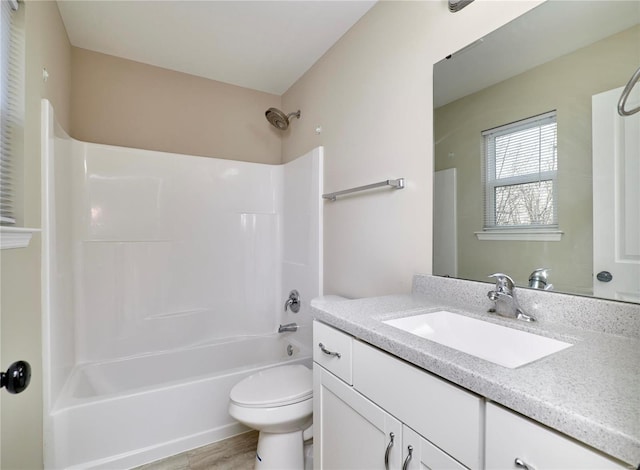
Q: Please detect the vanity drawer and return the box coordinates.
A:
[485,402,627,469]
[353,340,483,469]
[313,321,353,384]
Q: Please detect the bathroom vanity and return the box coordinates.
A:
[311,275,640,469]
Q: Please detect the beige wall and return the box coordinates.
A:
[434,26,639,295]
[70,47,283,164]
[281,0,542,298]
[0,1,547,467]
[0,1,71,469]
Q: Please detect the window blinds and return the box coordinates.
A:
[1,0,22,225]
[482,111,558,229]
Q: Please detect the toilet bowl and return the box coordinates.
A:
[229,364,312,470]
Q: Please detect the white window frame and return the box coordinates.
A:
[476,111,563,241]
[0,0,39,249]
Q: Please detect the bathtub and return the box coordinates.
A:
[49,334,311,469]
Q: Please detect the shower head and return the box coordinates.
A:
[265,108,301,130]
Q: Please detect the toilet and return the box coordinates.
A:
[229,364,313,470]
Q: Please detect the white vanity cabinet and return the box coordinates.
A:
[313,366,466,470]
[313,321,629,470]
[485,402,627,470]
[313,321,477,469]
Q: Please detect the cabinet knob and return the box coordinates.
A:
[402,445,413,470]
[514,457,535,470]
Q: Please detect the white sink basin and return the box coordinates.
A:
[383,310,572,368]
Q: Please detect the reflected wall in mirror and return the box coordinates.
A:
[433,0,640,303]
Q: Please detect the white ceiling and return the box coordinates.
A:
[57,0,377,96]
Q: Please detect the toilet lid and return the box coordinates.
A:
[230,364,312,407]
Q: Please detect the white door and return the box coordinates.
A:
[433,169,457,277]
[592,86,640,302]
[313,366,402,470]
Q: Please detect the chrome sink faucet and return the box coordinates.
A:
[487,273,536,322]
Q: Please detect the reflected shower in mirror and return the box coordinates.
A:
[433,0,640,303]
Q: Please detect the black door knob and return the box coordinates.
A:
[1,361,31,394]
[596,271,613,283]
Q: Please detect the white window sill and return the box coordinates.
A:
[0,227,41,250]
[475,229,563,242]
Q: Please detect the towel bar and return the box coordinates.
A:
[322,178,405,201]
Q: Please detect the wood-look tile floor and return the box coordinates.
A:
[133,431,259,470]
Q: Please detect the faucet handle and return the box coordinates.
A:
[488,273,515,292]
[284,289,301,313]
[530,267,550,277]
[529,268,551,290]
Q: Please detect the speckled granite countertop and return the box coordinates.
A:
[311,275,640,467]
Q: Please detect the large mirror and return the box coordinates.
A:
[433,0,640,303]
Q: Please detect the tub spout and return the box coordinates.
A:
[278,323,298,333]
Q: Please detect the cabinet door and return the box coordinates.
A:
[353,340,482,469]
[401,426,467,470]
[314,366,402,470]
[485,403,627,470]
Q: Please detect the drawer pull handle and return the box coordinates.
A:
[318,342,341,358]
[384,432,395,470]
[514,458,535,470]
[402,445,413,470]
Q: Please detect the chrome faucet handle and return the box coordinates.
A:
[529,268,551,290]
[284,289,301,313]
[530,267,550,277]
[488,273,515,294]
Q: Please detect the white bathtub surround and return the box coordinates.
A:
[41,100,322,469]
[311,274,640,467]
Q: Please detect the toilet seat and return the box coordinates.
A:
[230,364,312,408]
